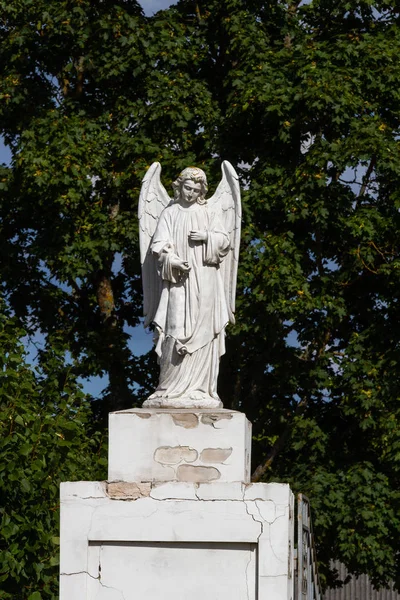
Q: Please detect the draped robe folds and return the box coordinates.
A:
[147,202,230,407]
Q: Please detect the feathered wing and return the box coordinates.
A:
[138,162,171,327]
[208,161,241,324]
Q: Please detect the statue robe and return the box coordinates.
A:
[148,201,230,403]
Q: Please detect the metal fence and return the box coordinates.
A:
[324,563,400,600]
[295,493,322,600]
[294,496,399,600]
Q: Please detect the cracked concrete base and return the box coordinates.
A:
[60,481,294,600]
[108,409,252,484]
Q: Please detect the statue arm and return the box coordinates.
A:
[153,243,190,283]
[151,213,190,282]
[203,217,230,265]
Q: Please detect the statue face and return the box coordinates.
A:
[180,179,202,205]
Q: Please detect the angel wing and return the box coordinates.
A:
[208,161,241,324]
[138,162,172,327]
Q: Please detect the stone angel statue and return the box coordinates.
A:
[138,162,241,409]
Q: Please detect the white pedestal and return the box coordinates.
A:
[60,409,295,599]
[109,408,252,483]
[60,481,294,600]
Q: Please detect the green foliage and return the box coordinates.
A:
[0,311,106,598]
[1,0,400,593]
[196,0,400,588]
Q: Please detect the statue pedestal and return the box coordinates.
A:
[60,410,295,600]
[109,408,252,483]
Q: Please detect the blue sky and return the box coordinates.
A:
[0,137,11,165]
[139,0,174,15]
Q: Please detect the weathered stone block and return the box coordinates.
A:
[108,408,252,483]
[60,481,295,600]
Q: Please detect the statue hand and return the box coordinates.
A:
[189,230,208,242]
[179,261,191,273]
[170,256,191,273]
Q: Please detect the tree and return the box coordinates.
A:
[0,0,152,417]
[0,308,106,598]
[176,0,400,589]
[2,0,400,593]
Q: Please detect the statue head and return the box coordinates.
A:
[172,167,208,205]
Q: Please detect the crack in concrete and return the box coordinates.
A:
[97,580,127,599]
[253,500,283,566]
[62,567,126,598]
[84,493,249,503]
[253,500,289,576]
[254,499,289,526]
[150,495,198,501]
[245,500,288,574]
[97,546,127,599]
[141,507,159,519]
[267,531,282,566]
[65,483,107,501]
[244,500,264,542]
[87,504,101,541]
[73,495,106,500]
[192,495,249,503]
[60,570,99,581]
[245,549,253,600]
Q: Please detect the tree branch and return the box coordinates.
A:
[358,155,376,199]
[251,397,308,482]
[195,2,202,24]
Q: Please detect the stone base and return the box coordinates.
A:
[143,395,223,409]
[108,408,252,484]
[60,481,294,600]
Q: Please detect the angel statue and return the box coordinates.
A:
[138,161,241,409]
